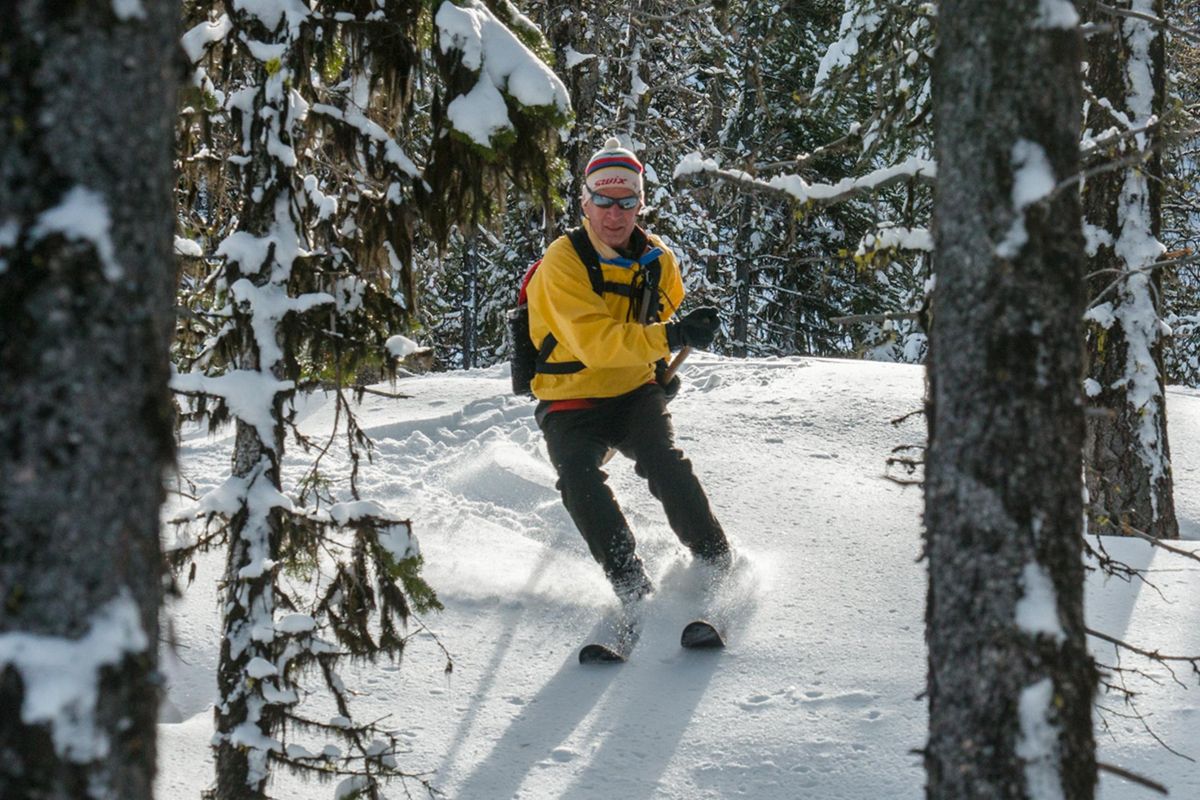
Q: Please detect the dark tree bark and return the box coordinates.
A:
[733,195,754,358]
[0,2,178,799]
[543,0,602,230]
[1081,0,1178,539]
[462,230,479,369]
[927,2,1097,799]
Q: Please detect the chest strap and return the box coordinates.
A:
[535,228,662,375]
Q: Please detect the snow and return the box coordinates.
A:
[243,39,287,65]
[673,152,936,207]
[1014,563,1065,643]
[310,104,421,178]
[275,614,317,634]
[1085,301,1116,330]
[157,357,1200,798]
[112,0,146,21]
[0,218,18,274]
[445,77,513,148]
[228,277,333,369]
[1016,678,1066,800]
[231,0,309,34]
[435,0,570,147]
[814,5,883,92]
[1034,0,1079,30]
[673,151,722,178]
[0,591,148,763]
[174,236,204,257]
[564,46,595,68]
[169,368,294,451]
[302,174,338,222]
[856,226,933,256]
[30,186,122,281]
[378,523,420,561]
[771,157,936,202]
[1105,3,1170,513]
[245,657,278,679]
[997,139,1057,259]
[334,775,371,799]
[327,500,399,526]
[181,14,232,63]
[1083,222,1114,256]
[386,334,422,358]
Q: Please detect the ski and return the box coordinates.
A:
[579,612,642,664]
[579,642,631,664]
[681,619,725,649]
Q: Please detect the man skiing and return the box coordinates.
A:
[525,136,732,606]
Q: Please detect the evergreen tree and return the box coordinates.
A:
[414,1,943,368]
[926,1,1096,797]
[0,2,178,798]
[1160,1,1200,386]
[172,1,569,797]
[669,0,936,360]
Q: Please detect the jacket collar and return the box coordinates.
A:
[582,218,650,261]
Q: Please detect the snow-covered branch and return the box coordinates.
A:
[1095,1,1200,46]
[673,152,935,208]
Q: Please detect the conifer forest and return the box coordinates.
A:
[3,2,1200,799]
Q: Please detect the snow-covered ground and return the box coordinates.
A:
[156,356,1200,799]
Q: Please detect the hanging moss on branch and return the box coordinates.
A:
[172,1,571,797]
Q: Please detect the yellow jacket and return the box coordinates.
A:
[527,219,685,400]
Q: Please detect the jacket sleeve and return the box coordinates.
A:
[528,240,671,369]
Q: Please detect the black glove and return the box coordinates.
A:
[655,359,681,401]
[665,307,720,351]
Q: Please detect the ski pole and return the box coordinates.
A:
[601,346,693,466]
[662,346,691,383]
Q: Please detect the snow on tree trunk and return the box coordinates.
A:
[1081,0,1178,539]
[0,2,178,798]
[926,2,1097,798]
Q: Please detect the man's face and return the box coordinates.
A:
[583,186,641,250]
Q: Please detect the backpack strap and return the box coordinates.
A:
[567,227,605,295]
[535,227,657,376]
[533,228,605,376]
[634,252,663,324]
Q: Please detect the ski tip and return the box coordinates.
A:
[681,620,725,649]
[579,643,628,664]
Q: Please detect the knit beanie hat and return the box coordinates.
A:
[584,137,644,197]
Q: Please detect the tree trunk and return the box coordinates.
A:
[463,230,478,369]
[212,419,286,800]
[543,0,602,229]
[1082,0,1178,539]
[733,195,753,357]
[0,3,178,799]
[927,2,1097,798]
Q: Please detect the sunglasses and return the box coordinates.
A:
[587,187,640,210]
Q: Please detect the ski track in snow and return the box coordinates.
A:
[157,356,1200,800]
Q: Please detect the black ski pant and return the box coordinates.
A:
[537,384,729,587]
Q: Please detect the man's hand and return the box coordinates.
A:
[666,307,720,350]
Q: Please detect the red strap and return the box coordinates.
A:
[517,259,542,305]
[544,398,597,414]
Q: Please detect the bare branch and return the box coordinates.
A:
[1094,2,1200,46]
[1119,523,1200,563]
[353,385,416,400]
[1097,762,1170,794]
[830,311,922,326]
[1086,626,1200,687]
